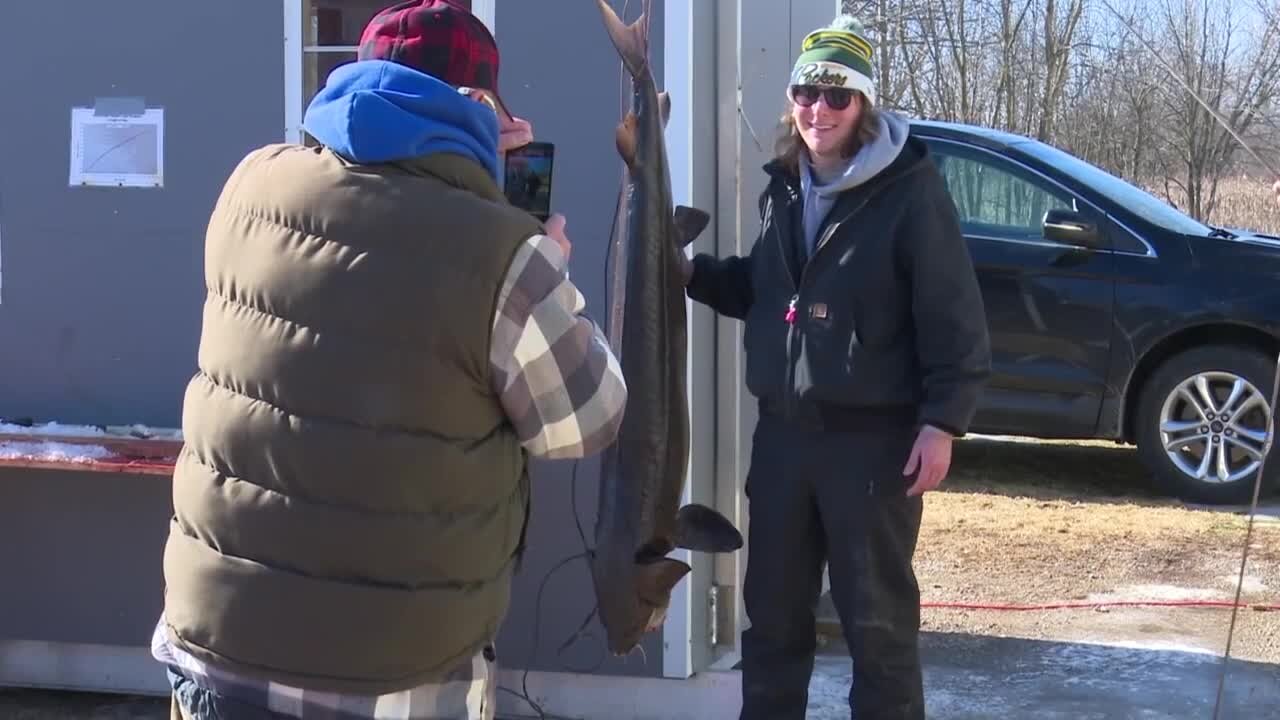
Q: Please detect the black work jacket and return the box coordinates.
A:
[687,136,991,435]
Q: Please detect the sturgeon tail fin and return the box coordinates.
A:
[596,0,649,78]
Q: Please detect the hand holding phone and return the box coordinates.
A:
[503,141,555,222]
[543,213,571,264]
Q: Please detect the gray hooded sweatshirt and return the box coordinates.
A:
[798,110,911,256]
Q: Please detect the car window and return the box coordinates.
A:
[931,146,1075,243]
[1016,139,1213,236]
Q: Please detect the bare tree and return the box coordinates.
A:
[1037,0,1086,140]
[994,0,1035,128]
[1146,0,1280,218]
[840,0,1280,222]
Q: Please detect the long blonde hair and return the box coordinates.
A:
[773,92,880,176]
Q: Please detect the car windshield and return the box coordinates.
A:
[1014,139,1214,236]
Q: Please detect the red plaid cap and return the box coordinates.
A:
[358,0,513,120]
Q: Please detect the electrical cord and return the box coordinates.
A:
[1211,351,1278,719]
[484,4,1280,718]
[919,599,1279,612]
[1085,4,1278,710]
[493,6,637,707]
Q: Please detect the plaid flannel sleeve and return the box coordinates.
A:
[491,234,627,459]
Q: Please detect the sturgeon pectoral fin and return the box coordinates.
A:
[636,557,692,608]
[674,503,745,553]
[673,206,712,248]
[658,91,672,128]
[616,112,639,168]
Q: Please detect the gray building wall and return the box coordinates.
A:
[492,0,671,679]
[0,0,284,428]
[0,467,171,646]
[0,0,677,688]
[0,0,283,684]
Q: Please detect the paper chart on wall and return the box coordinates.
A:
[68,107,165,188]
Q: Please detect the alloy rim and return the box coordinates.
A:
[1159,371,1272,485]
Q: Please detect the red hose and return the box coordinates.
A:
[921,599,1280,611]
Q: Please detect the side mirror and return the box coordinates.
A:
[1043,208,1103,248]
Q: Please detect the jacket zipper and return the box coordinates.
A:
[764,194,800,419]
[769,192,801,419]
[773,184,887,421]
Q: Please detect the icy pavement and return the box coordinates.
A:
[807,632,1280,719]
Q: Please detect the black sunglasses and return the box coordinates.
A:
[788,85,855,110]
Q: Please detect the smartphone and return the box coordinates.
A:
[503,141,555,222]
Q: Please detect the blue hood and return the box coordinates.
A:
[302,60,501,180]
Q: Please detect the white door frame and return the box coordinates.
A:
[283,0,303,143]
[664,0,700,680]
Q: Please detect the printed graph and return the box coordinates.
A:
[69,107,164,188]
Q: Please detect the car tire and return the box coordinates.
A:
[1134,345,1279,505]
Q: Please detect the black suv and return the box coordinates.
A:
[911,120,1280,505]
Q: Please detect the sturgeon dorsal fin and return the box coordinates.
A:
[673,206,711,248]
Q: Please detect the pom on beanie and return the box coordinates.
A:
[827,14,865,35]
[790,14,877,105]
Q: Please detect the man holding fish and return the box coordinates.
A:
[683,14,991,720]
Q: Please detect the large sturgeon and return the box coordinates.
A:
[590,0,744,657]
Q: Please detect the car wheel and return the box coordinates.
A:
[1134,345,1278,505]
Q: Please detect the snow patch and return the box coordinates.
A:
[964,433,1129,448]
[1086,584,1225,602]
[113,423,183,440]
[1074,638,1220,657]
[0,421,181,441]
[0,441,115,463]
[1216,574,1268,593]
[0,421,106,437]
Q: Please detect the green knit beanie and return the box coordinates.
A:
[790,15,876,106]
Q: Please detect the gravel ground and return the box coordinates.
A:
[820,435,1280,664]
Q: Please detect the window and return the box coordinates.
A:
[1020,139,1211,237]
[932,146,1075,243]
[286,1,488,144]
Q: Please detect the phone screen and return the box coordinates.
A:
[503,141,554,222]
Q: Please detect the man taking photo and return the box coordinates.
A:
[152,2,626,719]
